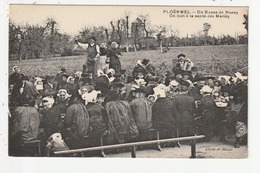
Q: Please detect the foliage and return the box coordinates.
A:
[9,19,73,60]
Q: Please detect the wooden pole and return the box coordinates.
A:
[190,139,196,158]
[131,146,136,158]
[212,56,215,75]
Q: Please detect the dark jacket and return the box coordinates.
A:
[171,93,196,137]
[152,97,176,138]
[86,103,108,137]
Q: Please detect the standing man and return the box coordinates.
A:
[75,36,100,75]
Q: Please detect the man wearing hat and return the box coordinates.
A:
[171,79,196,138]
[43,75,57,97]
[130,87,153,132]
[175,53,194,74]
[190,67,202,83]
[75,36,100,74]
[189,77,206,101]
[132,59,155,79]
[195,85,218,141]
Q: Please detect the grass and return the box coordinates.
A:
[9,45,248,78]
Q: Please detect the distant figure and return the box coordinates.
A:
[95,42,109,73]
[107,42,122,76]
[75,36,100,74]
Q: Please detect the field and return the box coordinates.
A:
[9,45,248,78]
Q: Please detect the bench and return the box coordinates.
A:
[22,139,42,156]
[54,135,205,158]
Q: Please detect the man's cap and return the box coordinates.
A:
[142,59,150,66]
[191,67,198,72]
[89,36,96,41]
[131,87,147,94]
[179,79,190,87]
[112,82,125,88]
[177,54,186,58]
[62,74,69,78]
[60,68,66,73]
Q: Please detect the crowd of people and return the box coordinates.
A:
[8,37,248,157]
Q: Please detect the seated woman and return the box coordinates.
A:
[152,84,177,139]
[10,97,41,156]
[105,88,139,144]
[81,90,108,146]
[40,97,63,139]
[64,92,90,149]
[55,89,71,120]
[130,87,153,133]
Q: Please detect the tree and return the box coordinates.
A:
[243,14,248,34]
[45,18,57,54]
[77,26,107,43]
[124,11,131,52]
[9,17,73,60]
[203,23,211,36]
[155,25,167,52]
[203,23,212,45]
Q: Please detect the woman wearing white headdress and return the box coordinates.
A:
[55,89,71,119]
[81,90,108,138]
[152,84,177,139]
[41,97,63,138]
[107,42,122,76]
[9,65,21,86]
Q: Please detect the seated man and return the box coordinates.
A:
[43,75,57,97]
[132,59,155,79]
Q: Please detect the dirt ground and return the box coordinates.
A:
[105,137,247,159]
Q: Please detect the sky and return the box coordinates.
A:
[9,5,248,38]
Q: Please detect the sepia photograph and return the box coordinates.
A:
[7,4,248,159]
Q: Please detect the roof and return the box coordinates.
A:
[132,17,144,24]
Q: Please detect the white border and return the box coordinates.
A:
[1,1,260,173]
